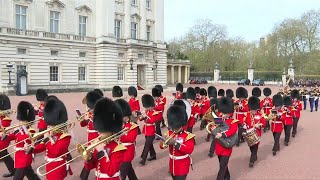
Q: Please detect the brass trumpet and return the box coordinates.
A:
[0,109,16,116]
[159,128,182,149]
[36,127,129,176]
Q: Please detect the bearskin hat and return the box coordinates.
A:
[200,88,207,96]
[173,100,187,110]
[93,89,104,97]
[167,105,187,129]
[252,87,262,97]
[0,94,11,110]
[210,98,218,108]
[195,87,201,94]
[291,89,300,99]
[236,87,248,98]
[176,83,183,92]
[114,99,132,117]
[86,91,103,109]
[36,89,48,101]
[128,86,138,97]
[218,89,225,97]
[43,98,68,126]
[272,94,283,107]
[248,96,260,111]
[155,85,164,92]
[142,94,155,108]
[208,86,217,98]
[283,96,292,106]
[46,95,59,102]
[152,87,161,97]
[112,86,123,98]
[218,97,234,114]
[186,87,196,100]
[182,92,187,99]
[17,101,35,122]
[226,89,234,98]
[93,98,123,133]
[263,87,272,96]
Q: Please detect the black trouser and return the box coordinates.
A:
[171,175,187,180]
[209,138,216,155]
[217,156,230,180]
[187,127,193,133]
[161,117,166,127]
[121,162,138,180]
[141,136,156,162]
[249,144,259,163]
[272,132,281,151]
[80,167,90,180]
[237,124,245,144]
[13,166,40,180]
[0,149,15,174]
[200,119,207,129]
[284,125,293,143]
[264,121,270,131]
[155,121,162,137]
[292,117,300,135]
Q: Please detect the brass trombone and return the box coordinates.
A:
[159,128,182,149]
[0,121,75,160]
[36,127,129,176]
[77,111,91,122]
[0,109,16,116]
[0,119,39,135]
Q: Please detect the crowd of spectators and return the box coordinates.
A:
[293,79,320,87]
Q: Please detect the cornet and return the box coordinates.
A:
[77,111,91,122]
[0,109,16,116]
[159,128,182,149]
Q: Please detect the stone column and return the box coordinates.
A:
[282,71,287,87]
[171,66,174,84]
[178,66,181,83]
[288,59,295,80]
[184,66,188,84]
[248,64,254,84]
[213,62,220,83]
[124,0,131,39]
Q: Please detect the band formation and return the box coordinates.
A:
[0,83,318,180]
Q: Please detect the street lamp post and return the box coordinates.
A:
[6,62,13,84]
[129,58,134,70]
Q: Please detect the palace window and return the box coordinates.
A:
[50,11,60,33]
[78,66,86,81]
[146,0,151,9]
[16,5,27,29]
[131,0,137,6]
[17,65,27,72]
[51,50,59,56]
[50,66,59,82]
[117,66,124,81]
[79,16,87,36]
[17,48,27,55]
[79,51,86,57]
[131,22,138,39]
[114,20,122,39]
[146,25,151,41]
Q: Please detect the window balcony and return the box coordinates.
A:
[0,27,96,43]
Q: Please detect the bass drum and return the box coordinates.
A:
[170,99,192,120]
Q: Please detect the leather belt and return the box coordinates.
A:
[236,112,245,114]
[122,143,134,146]
[14,147,24,151]
[169,154,189,160]
[46,157,64,162]
[87,129,98,133]
[144,123,155,126]
[272,121,283,124]
[95,171,120,178]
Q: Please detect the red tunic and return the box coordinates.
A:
[128,97,140,113]
[7,128,35,168]
[244,112,266,138]
[85,141,126,180]
[215,118,238,156]
[120,122,138,162]
[0,115,12,150]
[200,97,210,117]
[166,131,195,176]
[34,133,71,180]
[80,111,99,142]
[282,107,294,125]
[235,99,248,124]
[260,97,273,116]
[154,98,165,122]
[270,109,285,133]
[175,91,182,100]
[292,100,302,118]
[186,102,198,129]
[37,102,47,130]
[140,109,157,136]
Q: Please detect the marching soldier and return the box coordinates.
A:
[200,88,210,131]
[152,87,165,139]
[301,85,308,110]
[235,87,249,146]
[175,83,184,100]
[271,94,284,156]
[218,89,225,98]
[195,87,201,100]
[252,87,261,99]
[0,95,15,178]
[155,85,167,128]
[93,88,104,97]
[112,86,124,100]
[84,97,127,180]
[243,96,266,167]
[33,98,72,180]
[205,86,218,141]
[79,91,103,179]
[35,89,48,133]
[261,88,273,132]
[283,96,294,146]
[214,97,238,180]
[291,89,303,137]
[160,105,195,180]
[315,85,319,111]
[309,87,316,112]
[208,98,220,158]
[186,87,198,133]
[115,99,139,180]
[139,94,157,165]
[128,86,141,134]
[8,101,40,180]
[226,89,235,117]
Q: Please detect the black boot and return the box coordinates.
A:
[3,172,14,178]
[249,162,254,167]
[147,156,156,161]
